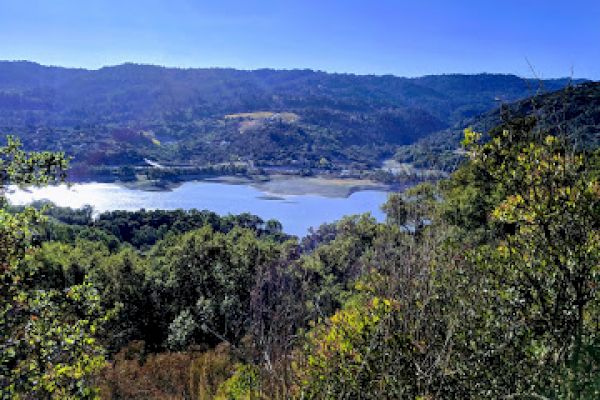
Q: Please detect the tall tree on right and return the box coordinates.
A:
[452,119,600,398]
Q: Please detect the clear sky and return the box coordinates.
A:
[0,0,598,78]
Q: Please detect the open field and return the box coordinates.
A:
[224,111,299,122]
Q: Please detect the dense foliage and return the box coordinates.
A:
[397,81,600,171]
[0,137,109,399]
[2,85,599,398]
[0,61,578,177]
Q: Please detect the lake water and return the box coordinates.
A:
[7,181,390,237]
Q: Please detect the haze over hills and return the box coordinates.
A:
[0,61,586,179]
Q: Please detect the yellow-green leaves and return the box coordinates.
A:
[458,120,600,397]
[1,135,106,399]
[461,127,481,149]
[297,297,409,398]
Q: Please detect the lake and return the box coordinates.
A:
[6,181,390,237]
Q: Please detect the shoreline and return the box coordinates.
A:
[65,174,395,198]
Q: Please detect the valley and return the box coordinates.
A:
[0,61,582,186]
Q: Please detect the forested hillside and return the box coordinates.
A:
[397,81,600,170]
[2,85,599,398]
[0,61,579,176]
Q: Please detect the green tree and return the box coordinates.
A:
[298,297,419,399]
[151,225,284,348]
[449,124,600,398]
[381,193,408,226]
[0,136,108,399]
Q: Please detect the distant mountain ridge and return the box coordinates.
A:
[0,61,587,176]
[0,61,579,123]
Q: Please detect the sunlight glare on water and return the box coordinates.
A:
[7,182,389,237]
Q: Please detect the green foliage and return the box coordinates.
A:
[0,136,108,399]
[168,309,198,351]
[299,214,379,320]
[398,81,600,171]
[155,226,285,347]
[454,124,600,397]
[298,297,416,399]
[381,193,408,226]
[3,283,109,399]
[215,364,261,400]
[293,117,599,398]
[0,135,68,191]
[4,83,599,398]
[295,189,458,399]
[0,62,578,177]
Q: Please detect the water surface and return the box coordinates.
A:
[7,181,389,237]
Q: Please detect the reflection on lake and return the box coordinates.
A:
[7,181,390,237]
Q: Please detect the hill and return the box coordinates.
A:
[396,81,600,170]
[0,61,581,179]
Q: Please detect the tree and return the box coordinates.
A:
[0,136,108,399]
[452,124,600,398]
[152,225,283,348]
[297,297,419,399]
[294,120,599,399]
[381,193,408,226]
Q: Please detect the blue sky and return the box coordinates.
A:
[0,0,598,78]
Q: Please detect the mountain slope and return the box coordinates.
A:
[0,61,582,175]
[396,81,600,171]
